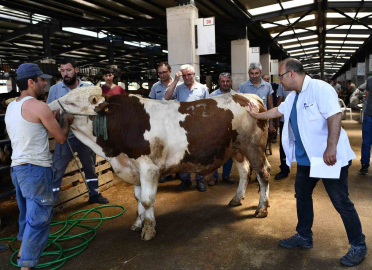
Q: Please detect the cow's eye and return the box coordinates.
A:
[89,95,98,104]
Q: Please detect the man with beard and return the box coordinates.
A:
[239,62,275,133]
[164,64,209,192]
[6,63,74,269]
[47,58,109,204]
[246,58,367,267]
[208,72,236,185]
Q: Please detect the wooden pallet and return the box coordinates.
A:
[49,136,121,212]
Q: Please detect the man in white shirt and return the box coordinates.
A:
[246,58,367,267]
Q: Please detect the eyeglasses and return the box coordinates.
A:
[182,73,194,77]
[158,71,169,75]
[278,70,291,79]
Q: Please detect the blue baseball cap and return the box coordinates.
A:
[16,63,52,80]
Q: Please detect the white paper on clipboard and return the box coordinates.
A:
[310,157,342,179]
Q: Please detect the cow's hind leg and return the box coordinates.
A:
[252,156,270,218]
[138,160,160,241]
[229,151,250,207]
[131,185,145,231]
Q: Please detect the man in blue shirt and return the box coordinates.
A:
[247,58,367,267]
[209,72,236,185]
[164,64,209,192]
[149,62,179,100]
[47,58,109,204]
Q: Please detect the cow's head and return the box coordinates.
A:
[48,86,105,116]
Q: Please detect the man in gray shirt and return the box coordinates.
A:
[149,62,179,100]
[47,58,109,204]
[333,79,341,96]
[238,62,275,132]
[164,64,209,192]
[359,76,372,175]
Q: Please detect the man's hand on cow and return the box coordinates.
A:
[53,109,61,122]
[246,102,259,118]
[62,113,75,126]
[323,145,337,166]
[175,71,182,81]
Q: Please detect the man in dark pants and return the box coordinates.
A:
[275,84,293,179]
[359,76,372,175]
[247,58,367,267]
[47,58,109,204]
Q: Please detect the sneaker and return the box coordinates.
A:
[340,245,367,267]
[359,164,369,175]
[279,234,313,249]
[177,180,192,191]
[223,176,235,184]
[89,193,109,204]
[275,171,289,180]
[196,180,207,192]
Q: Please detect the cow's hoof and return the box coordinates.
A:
[141,226,156,241]
[131,223,142,232]
[254,209,268,218]
[229,199,242,207]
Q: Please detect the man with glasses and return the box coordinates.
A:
[246,58,367,267]
[149,62,179,100]
[209,72,236,186]
[239,62,275,133]
[101,66,126,95]
[164,64,209,192]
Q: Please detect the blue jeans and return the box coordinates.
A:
[361,114,372,166]
[11,164,54,268]
[213,158,233,180]
[295,163,365,246]
[52,137,98,203]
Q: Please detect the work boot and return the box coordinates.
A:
[340,245,367,267]
[359,164,369,175]
[89,193,109,204]
[0,243,9,253]
[279,234,313,249]
[196,179,207,192]
[223,176,235,184]
[275,171,289,180]
[159,175,173,183]
[177,180,192,191]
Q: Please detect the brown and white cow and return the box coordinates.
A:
[48,86,270,241]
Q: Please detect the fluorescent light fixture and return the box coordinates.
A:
[288,46,318,53]
[248,3,281,16]
[325,49,356,53]
[162,50,168,53]
[327,34,347,38]
[63,27,107,38]
[283,41,318,49]
[278,38,298,44]
[326,12,372,19]
[326,25,368,30]
[347,34,369,38]
[298,35,318,41]
[282,0,314,9]
[262,15,315,29]
[271,29,308,37]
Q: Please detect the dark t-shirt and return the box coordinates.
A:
[365,77,372,116]
[102,85,126,95]
[270,83,278,107]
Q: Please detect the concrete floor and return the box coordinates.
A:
[1,113,372,270]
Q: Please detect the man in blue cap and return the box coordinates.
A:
[5,63,74,270]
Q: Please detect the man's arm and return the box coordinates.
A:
[37,103,74,144]
[323,112,342,166]
[164,71,181,100]
[246,102,283,120]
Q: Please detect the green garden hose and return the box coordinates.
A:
[0,204,125,269]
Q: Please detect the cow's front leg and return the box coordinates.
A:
[229,152,250,207]
[131,185,145,231]
[138,160,159,241]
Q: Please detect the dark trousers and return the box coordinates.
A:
[279,121,290,174]
[361,114,372,166]
[52,137,99,203]
[295,163,365,246]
